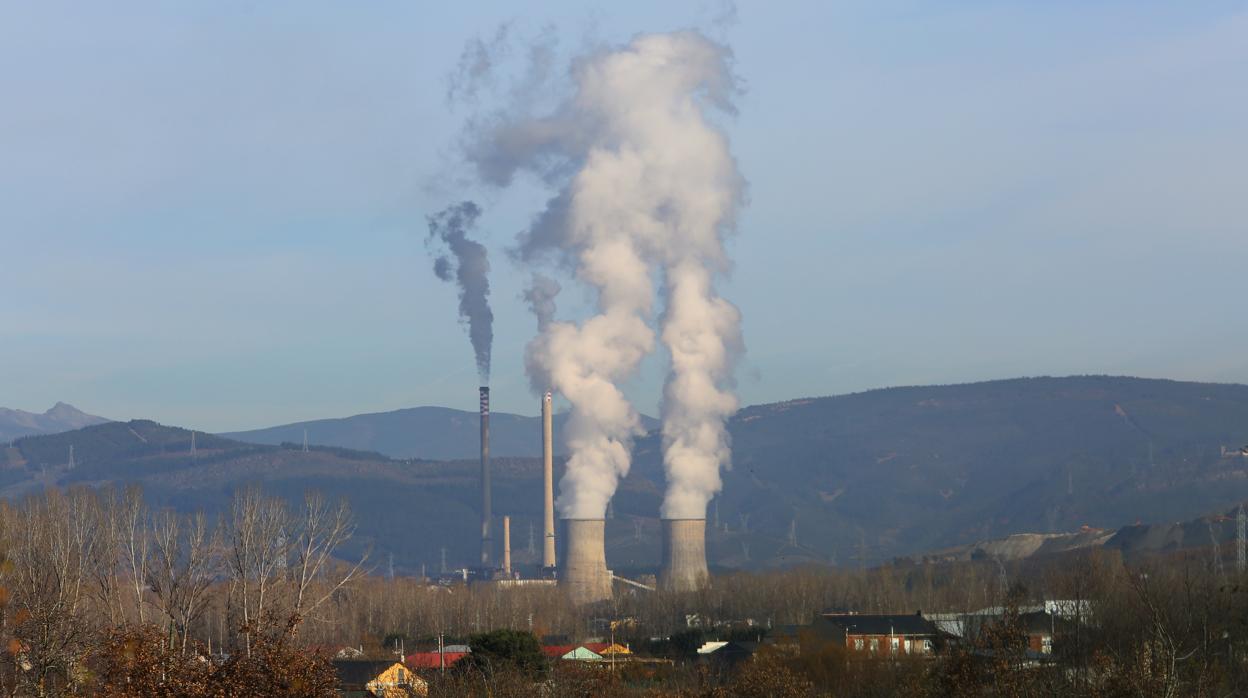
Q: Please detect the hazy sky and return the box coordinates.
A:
[2,2,1246,432]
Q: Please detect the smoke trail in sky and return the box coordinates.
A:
[427,201,494,384]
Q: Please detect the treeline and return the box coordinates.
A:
[0,485,364,696]
[1,485,1247,696]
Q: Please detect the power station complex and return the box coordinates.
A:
[471,387,710,605]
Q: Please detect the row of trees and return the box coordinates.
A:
[0,486,365,695]
[4,484,1248,695]
[411,551,1248,697]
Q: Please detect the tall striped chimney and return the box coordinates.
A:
[542,391,556,570]
[480,386,492,567]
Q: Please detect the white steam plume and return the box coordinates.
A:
[468,31,744,519]
[521,274,562,392]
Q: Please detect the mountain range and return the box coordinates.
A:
[4,376,1248,574]
[0,402,109,442]
[222,406,659,460]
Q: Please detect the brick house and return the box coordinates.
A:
[813,613,941,656]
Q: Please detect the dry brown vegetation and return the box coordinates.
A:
[0,485,1244,696]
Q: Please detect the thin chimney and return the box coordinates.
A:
[503,515,512,576]
[542,391,556,569]
[480,387,492,567]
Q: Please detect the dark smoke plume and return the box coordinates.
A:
[427,201,493,383]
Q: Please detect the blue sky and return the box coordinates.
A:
[2,1,1246,431]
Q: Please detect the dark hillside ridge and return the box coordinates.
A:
[4,376,1248,573]
[672,375,1248,566]
[223,405,659,460]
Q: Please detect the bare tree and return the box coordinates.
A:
[289,492,368,628]
[148,509,220,654]
[225,487,289,657]
[119,485,151,625]
[4,489,107,695]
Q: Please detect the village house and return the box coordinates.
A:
[404,650,470,671]
[542,645,604,661]
[926,601,1087,657]
[813,613,941,656]
[696,640,759,668]
[584,642,633,659]
[332,659,426,697]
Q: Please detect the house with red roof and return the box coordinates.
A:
[405,651,469,670]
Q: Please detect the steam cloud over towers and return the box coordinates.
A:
[469,31,745,525]
[427,201,494,384]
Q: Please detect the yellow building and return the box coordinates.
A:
[332,659,427,697]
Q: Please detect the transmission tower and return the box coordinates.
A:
[190,431,196,459]
[787,519,797,547]
[302,429,309,453]
[67,445,75,470]
[1237,504,1246,574]
[851,532,870,570]
[1208,520,1225,579]
[440,547,447,574]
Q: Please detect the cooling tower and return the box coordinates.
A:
[659,519,709,592]
[542,392,556,570]
[479,387,492,567]
[502,515,511,575]
[559,518,612,605]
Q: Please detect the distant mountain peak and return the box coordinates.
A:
[0,402,109,442]
[47,401,86,416]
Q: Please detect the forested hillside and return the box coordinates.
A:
[5,376,1248,573]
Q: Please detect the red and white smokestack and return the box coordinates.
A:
[480,386,492,567]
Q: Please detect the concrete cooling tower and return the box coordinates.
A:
[559,518,611,605]
[659,518,709,592]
